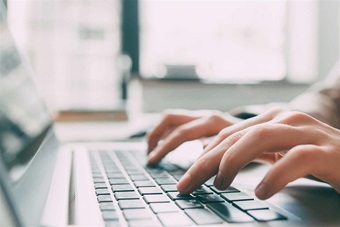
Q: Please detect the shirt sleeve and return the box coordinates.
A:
[229,60,340,128]
[289,60,340,128]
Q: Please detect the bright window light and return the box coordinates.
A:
[140,0,288,82]
[8,0,122,111]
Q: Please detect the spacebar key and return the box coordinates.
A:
[207,202,254,223]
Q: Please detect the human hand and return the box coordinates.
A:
[177,108,340,199]
[147,109,242,164]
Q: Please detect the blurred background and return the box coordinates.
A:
[3,0,340,114]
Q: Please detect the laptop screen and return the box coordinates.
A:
[0,5,51,181]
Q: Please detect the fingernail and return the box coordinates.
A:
[255,182,269,199]
[177,173,191,193]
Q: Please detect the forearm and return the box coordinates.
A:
[289,61,340,128]
[228,61,340,128]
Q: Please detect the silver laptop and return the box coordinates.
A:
[1,1,340,226]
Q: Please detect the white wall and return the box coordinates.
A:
[318,0,340,79]
[139,80,308,112]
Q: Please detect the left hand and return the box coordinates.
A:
[177,108,340,199]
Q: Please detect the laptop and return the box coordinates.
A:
[1,1,340,226]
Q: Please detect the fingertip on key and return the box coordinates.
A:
[177,173,193,194]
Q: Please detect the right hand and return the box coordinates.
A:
[147,109,242,164]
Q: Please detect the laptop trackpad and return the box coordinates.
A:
[163,140,203,170]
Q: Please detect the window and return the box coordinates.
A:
[139,0,318,82]
[6,0,328,113]
[7,0,122,111]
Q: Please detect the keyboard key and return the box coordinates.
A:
[192,185,213,195]
[102,211,118,220]
[91,169,101,174]
[109,179,129,185]
[105,169,121,174]
[171,170,185,180]
[138,187,162,195]
[92,173,103,178]
[94,183,107,189]
[196,194,224,203]
[119,199,145,209]
[105,221,120,226]
[186,208,223,225]
[123,208,152,220]
[150,203,179,213]
[149,172,169,178]
[103,165,119,170]
[145,166,164,173]
[111,184,134,192]
[134,180,156,187]
[161,185,178,192]
[175,199,203,209]
[158,163,179,172]
[204,177,215,186]
[128,219,161,227]
[125,166,141,171]
[130,174,149,181]
[221,192,253,202]
[247,209,287,222]
[114,192,139,200]
[154,178,177,185]
[93,178,105,183]
[126,169,144,174]
[105,169,122,174]
[157,212,194,226]
[99,202,115,211]
[97,195,113,203]
[207,202,254,223]
[96,189,110,195]
[143,194,170,203]
[107,173,125,179]
[233,200,268,211]
[211,186,239,194]
[168,169,185,175]
[167,192,194,200]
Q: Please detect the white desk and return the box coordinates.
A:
[53,113,159,143]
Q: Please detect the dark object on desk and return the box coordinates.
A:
[160,64,200,81]
[129,129,147,139]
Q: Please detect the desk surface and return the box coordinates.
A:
[53,113,158,142]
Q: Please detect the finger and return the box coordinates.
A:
[176,147,225,194]
[215,124,313,190]
[255,145,320,199]
[148,116,228,164]
[147,113,198,153]
[200,108,284,159]
[202,136,215,148]
[176,130,247,194]
[255,152,282,164]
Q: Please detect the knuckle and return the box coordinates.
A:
[162,111,175,120]
[196,157,213,173]
[249,125,272,139]
[279,111,314,124]
[266,107,287,117]
[289,145,315,163]
[225,131,244,146]
[218,128,231,138]
[173,126,188,139]
[207,111,224,122]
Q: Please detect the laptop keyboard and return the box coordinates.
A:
[89,149,287,226]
